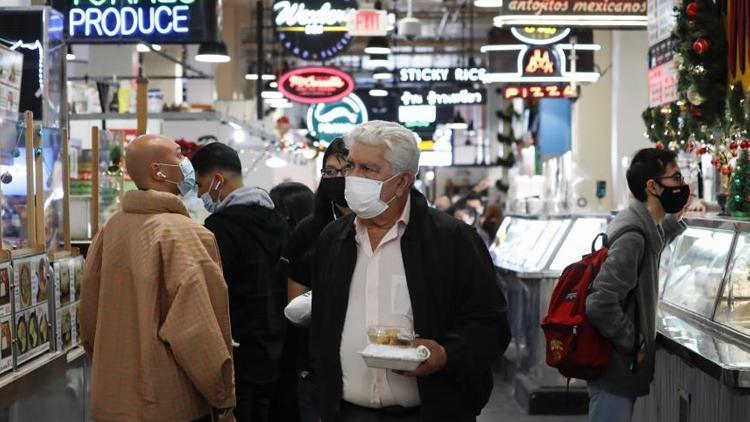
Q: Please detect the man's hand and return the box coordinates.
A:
[637,343,647,364]
[404,339,448,377]
[675,193,697,221]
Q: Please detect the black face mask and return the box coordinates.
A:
[655,181,690,214]
[318,177,348,208]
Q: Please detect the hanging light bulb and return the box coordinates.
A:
[195,40,231,63]
[66,45,76,61]
[365,37,391,55]
[446,112,469,130]
[367,54,392,68]
[373,67,393,80]
[266,155,288,168]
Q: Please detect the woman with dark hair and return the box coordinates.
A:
[285,138,351,422]
[268,182,314,422]
[269,182,315,230]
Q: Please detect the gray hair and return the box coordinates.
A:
[344,120,421,175]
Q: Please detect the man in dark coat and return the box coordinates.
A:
[311,121,510,422]
[192,143,288,422]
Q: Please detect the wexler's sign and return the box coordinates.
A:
[273,0,357,60]
[494,0,647,28]
[52,0,219,43]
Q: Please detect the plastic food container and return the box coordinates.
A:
[367,326,415,347]
[359,344,431,371]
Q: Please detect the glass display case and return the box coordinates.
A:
[489,217,571,273]
[547,217,608,273]
[715,233,750,335]
[661,226,734,319]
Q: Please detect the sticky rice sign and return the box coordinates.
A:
[52,0,219,43]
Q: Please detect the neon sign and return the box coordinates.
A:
[503,84,577,99]
[307,93,368,144]
[278,67,354,104]
[524,49,556,74]
[399,67,487,84]
[273,0,357,60]
[52,0,218,43]
[400,89,486,106]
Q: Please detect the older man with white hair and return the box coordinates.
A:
[311,121,510,422]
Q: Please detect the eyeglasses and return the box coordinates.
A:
[321,165,352,177]
[656,172,685,185]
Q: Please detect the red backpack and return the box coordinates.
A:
[541,229,643,380]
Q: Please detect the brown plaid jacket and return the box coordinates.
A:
[81,190,236,421]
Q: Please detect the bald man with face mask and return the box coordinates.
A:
[80,135,236,422]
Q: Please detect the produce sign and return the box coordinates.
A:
[307,93,368,144]
[279,67,354,104]
[51,0,219,43]
[273,0,357,60]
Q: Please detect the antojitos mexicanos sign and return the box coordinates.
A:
[273,0,357,60]
[53,0,218,43]
[279,67,354,104]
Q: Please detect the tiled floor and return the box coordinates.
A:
[478,373,587,422]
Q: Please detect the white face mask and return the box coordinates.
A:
[345,173,401,220]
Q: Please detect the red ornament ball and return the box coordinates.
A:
[711,157,719,166]
[686,2,699,18]
[731,141,739,150]
[655,142,664,150]
[690,106,703,117]
[742,140,750,149]
[746,195,750,202]
[697,146,708,155]
[693,38,711,55]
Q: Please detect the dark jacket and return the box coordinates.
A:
[205,196,289,386]
[311,189,510,422]
[586,200,686,397]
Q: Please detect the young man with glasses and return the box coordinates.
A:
[585,148,691,422]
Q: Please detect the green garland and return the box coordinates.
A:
[674,0,728,128]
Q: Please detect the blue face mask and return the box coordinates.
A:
[200,177,223,213]
[159,157,196,196]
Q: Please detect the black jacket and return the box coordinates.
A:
[311,190,510,422]
[205,203,289,385]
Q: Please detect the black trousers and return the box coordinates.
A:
[337,401,477,422]
[339,402,421,422]
[234,381,274,422]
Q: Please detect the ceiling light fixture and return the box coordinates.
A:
[369,88,388,97]
[195,40,231,63]
[364,37,391,55]
[265,156,288,168]
[136,43,151,53]
[373,67,393,80]
[446,112,469,130]
[367,54,392,68]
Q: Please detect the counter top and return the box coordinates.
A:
[657,303,750,389]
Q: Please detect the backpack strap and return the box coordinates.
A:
[606,225,648,374]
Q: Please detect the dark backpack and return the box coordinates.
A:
[541,228,644,380]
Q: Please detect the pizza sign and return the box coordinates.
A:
[278,67,354,104]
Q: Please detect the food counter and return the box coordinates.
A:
[490,214,609,415]
[634,216,750,421]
